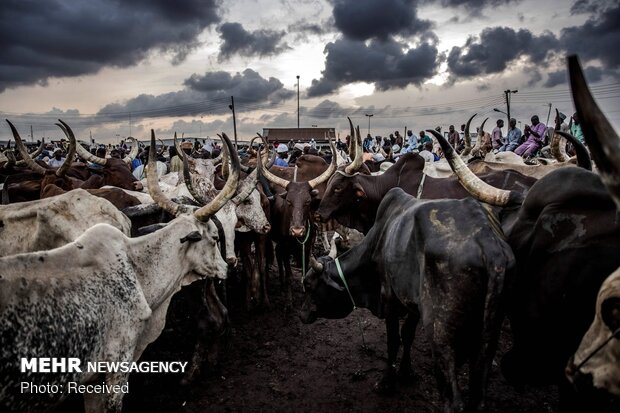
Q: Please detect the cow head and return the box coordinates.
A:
[317,118,372,231]
[257,140,336,238]
[566,267,620,398]
[300,256,354,324]
[145,129,240,280]
[316,168,370,231]
[231,169,271,235]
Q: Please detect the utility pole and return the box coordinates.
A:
[129,113,132,137]
[504,89,518,127]
[30,125,33,143]
[229,96,238,150]
[546,103,552,126]
[296,75,300,128]
[365,113,373,135]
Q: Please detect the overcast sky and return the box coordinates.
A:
[1,0,618,142]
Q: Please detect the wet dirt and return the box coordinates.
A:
[119,265,559,413]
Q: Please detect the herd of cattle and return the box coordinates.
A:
[0,56,618,412]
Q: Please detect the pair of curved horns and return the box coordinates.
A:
[147,129,239,221]
[6,119,75,177]
[345,117,364,175]
[257,139,338,189]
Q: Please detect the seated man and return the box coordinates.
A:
[515,115,546,159]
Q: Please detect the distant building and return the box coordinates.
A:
[262,127,335,144]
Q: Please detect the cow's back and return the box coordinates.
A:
[0,237,151,412]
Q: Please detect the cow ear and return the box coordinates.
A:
[601,297,620,333]
[180,231,203,243]
[353,183,366,199]
[310,189,320,198]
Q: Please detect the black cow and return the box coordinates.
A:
[431,56,620,412]
[317,148,535,234]
[301,187,515,413]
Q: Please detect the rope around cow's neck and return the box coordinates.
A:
[297,220,312,290]
[335,257,367,348]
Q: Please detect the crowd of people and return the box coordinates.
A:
[3,110,586,174]
[325,111,586,165]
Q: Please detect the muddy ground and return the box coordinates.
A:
[112,263,560,413]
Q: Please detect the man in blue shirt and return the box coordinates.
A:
[499,118,522,152]
[274,143,289,167]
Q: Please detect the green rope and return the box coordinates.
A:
[297,220,312,289]
[335,258,367,348]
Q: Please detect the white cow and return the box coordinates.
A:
[0,130,240,413]
[0,188,131,257]
[0,216,226,412]
[566,267,620,397]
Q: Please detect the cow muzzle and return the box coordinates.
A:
[226,256,238,267]
[290,226,305,238]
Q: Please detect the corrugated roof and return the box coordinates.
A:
[262,127,335,142]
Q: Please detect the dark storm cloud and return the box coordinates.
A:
[543,65,604,88]
[446,27,559,79]
[98,69,294,120]
[330,0,431,41]
[427,0,520,11]
[0,0,221,92]
[560,3,620,70]
[217,23,290,61]
[570,0,615,15]
[307,38,440,97]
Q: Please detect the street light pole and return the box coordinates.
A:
[229,96,238,150]
[365,113,373,135]
[296,75,300,128]
[504,89,517,127]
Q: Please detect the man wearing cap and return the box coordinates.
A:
[48,148,65,167]
[275,143,289,167]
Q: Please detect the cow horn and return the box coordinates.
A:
[309,256,324,272]
[479,117,489,135]
[232,168,258,205]
[3,150,16,168]
[555,131,592,170]
[219,134,230,180]
[146,129,185,216]
[74,131,107,166]
[309,139,338,188]
[248,135,261,155]
[257,146,290,189]
[14,138,45,167]
[426,129,522,206]
[5,119,48,175]
[173,132,185,161]
[461,113,477,156]
[256,133,274,168]
[550,108,568,162]
[182,148,209,206]
[212,139,224,165]
[54,120,77,177]
[345,118,363,174]
[569,55,620,209]
[123,137,138,164]
[194,132,240,221]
